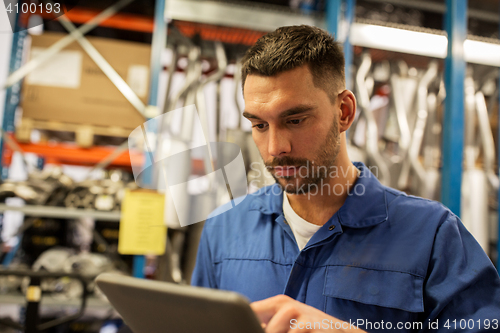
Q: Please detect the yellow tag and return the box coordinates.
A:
[118,190,166,255]
[26,286,41,302]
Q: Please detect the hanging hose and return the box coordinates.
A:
[475,91,499,191]
[355,53,390,185]
[397,60,438,190]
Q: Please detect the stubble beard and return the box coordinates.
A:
[265,119,341,195]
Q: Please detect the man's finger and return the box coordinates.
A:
[264,304,298,333]
[251,299,279,324]
[251,295,291,324]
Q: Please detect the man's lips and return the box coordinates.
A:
[273,166,297,177]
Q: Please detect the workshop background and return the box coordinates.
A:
[0,0,499,332]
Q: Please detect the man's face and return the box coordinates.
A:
[243,65,341,194]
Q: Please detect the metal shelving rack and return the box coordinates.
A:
[0,292,113,315]
[165,0,500,270]
[0,3,167,328]
[165,0,323,31]
[0,0,166,281]
[0,204,121,221]
[441,0,466,218]
[0,0,499,276]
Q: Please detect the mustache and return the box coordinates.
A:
[264,157,310,169]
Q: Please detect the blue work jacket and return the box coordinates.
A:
[191,162,500,332]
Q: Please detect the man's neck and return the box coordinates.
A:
[286,162,359,226]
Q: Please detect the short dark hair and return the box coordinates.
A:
[241,25,345,102]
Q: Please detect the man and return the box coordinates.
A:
[191,25,500,332]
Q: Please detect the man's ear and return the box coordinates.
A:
[338,90,356,133]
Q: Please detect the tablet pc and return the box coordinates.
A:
[95,273,265,333]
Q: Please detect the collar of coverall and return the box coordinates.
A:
[249,162,389,229]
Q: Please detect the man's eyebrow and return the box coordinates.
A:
[242,111,261,120]
[243,105,315,121]
[279,105,315,118]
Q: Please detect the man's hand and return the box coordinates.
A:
[251,295,366,333]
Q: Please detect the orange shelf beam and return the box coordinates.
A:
[31,7,267,44]
[3,138,207,174]
[173,20,266,46]
[11,140,143,168]
[35,7,155,33]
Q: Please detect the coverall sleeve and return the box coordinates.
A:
[421,214,500,332]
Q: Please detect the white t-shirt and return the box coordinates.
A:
[283,193,322,251]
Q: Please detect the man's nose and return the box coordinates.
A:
[268,127,291,157]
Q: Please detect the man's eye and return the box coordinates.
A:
[253,123,268,130]
[289,119,304,125]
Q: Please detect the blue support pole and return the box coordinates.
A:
[1,4,27,179]
[441,0,467,216]
[326,0,342,40]
[133,255,147,278]
[327,0,355,142]
[343,0,356,91]
[132,0,167,279]
[149,0,167,109]
[326,0,355,90]
[1,235,22,266]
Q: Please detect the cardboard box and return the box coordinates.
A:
[21,32,150,131]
